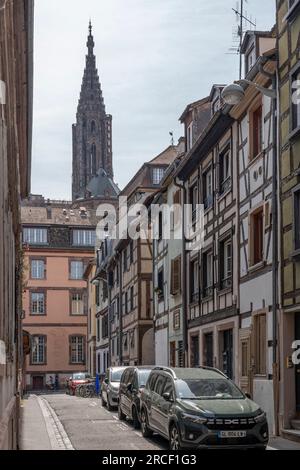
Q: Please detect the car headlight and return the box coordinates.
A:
[254,410,266,424]
[181,412,208,425]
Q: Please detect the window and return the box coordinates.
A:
[157,269,164,301]
[97,318,100,342]
[294,188,300,250]
[31,293,45,315]
[292,67,300,131]
[31,260,45,279]
[124,292,128,314]
[245,47,256,75]
[190,184,198,223]
[154,375,166,395]
[253,314,266,375]
[130,241,134,263]
[171,256,181,295]
[220,238,232,290]
[203,250,213,298]
[23,228,48,245]
[190,258,199,303]
[130,330,135,349]
[95,284,100,306]
[70,261,83,280]
[130,286,134,311]
[73,230,95,247]
[123,333,128,352]
[32,336,46,364]
[90,144,97,176]
[172,190,181,228]
[152,167,165,185]
[250,103,263,160]
[187,123,193,151]
[219,146,231,195]
[70,336,85,364]
[203,168,213,209]
[173,310,180,330]
[123,248,128,272]
[102,281,108,302]
[158,211,163,240]
[102,315,108,339]
[71,293,84,315]
[250,207,264,266]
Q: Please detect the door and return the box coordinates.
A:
[190,336,199,367]
[151,375,167,432]
[204,333,214,367]
[296,314,300,412]
[222,329,233,379]
[32,376,44,390]
[159,377,174,436]
[170,342,176,367]
[239,329,253,396]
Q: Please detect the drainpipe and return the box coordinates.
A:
[174,177,188,367]
[259,61,279,436]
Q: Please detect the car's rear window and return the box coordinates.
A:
[111,370,125,382]
[72,373,88,380]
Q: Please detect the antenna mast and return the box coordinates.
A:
[228,0,256,79]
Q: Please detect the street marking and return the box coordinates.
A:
[134,431,142,438]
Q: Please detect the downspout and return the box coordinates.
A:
[259,61,279,436]
[107,262,112,367]
[174,177,188,367]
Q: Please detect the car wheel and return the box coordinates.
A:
[101,396,107,407]
[132,406,140,429]
[118,405,126,421]
[170,424,182,451]
[140,409,153,438]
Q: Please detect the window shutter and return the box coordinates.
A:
[170,259,175,295]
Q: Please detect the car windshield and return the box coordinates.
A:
[176,378,244,400]
[72,373,87,380]
[138,370,152,387]
[111,370,124,382]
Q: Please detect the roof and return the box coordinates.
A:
[153,367,226,380]
[179,96,210,123]
[87,168,120,199]
[21,202,98,227]
[241,30,274,54]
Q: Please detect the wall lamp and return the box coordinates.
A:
[222,79,276,105]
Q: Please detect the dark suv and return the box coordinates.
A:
[118,366,154,428]
[140,367,269,450]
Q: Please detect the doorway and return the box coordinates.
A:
[190,335,199,367]
[32,376,44,390]
[204,332,214,367]
[221,329,233,379]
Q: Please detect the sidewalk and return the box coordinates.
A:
[20,395,52,450]
[269,436,300,450]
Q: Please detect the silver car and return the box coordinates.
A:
[101,367,127,410]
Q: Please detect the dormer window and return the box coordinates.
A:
[212,98,220,116]
[245,46,256,75]
[187,123,193,151]
[152,167,164,185]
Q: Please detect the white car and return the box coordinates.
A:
[101,367,127,410]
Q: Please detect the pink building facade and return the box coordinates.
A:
[22,197,96,390]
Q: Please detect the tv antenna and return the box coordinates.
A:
[227,0,256,79]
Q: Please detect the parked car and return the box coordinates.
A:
[101,367,127,410]
[118,366,154,428]
[140,367,269,450]
[66,372,92,396]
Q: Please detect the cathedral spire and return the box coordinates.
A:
[87,20,94,56]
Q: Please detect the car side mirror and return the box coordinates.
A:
[104,378,109,385]
[162,392,173,402]
[245,393,251,400]
[127,383,133,392]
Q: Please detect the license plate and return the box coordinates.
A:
[218,431,247,438]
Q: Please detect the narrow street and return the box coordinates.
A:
[20,394,168,451]
[20,393,300,451]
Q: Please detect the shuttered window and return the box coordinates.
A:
[254,314,267,375]
[171,256,181,295]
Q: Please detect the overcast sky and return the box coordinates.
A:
[31,0,275,200]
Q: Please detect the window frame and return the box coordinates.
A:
[31,335,47,365]
[218,144,232,196]
[72,229,95,247]
[69,335,85,365]
[30,291,46,316]
[219,236,232,291]
[69,260,84,280]
[249,96,263,161]
[249,204,265,268]
[30,258,46,280]
[23,227,48,245]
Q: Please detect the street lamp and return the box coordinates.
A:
[222,79,276,105]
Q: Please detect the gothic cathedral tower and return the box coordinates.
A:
[72,23,116,202]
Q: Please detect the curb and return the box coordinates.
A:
[36,395,74,450]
